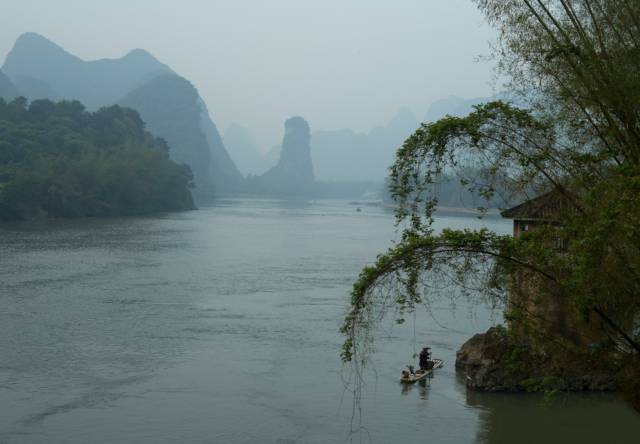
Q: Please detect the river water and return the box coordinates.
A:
[1,199,638,443]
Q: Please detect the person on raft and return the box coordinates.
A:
[419,347,432,371]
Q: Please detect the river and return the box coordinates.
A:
[1,199,638,443]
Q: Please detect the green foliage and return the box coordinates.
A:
[0,97,194,221]
[341,0,640,408]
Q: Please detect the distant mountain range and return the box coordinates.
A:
[1,32,505,199]
[3,33,172,108]
[223,110,417,181]
[224,94,500,183]
[1,32,242,199]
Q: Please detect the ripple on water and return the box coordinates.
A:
[1,200,638,443]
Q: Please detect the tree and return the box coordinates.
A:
[0,98,195,220]
[341,0,640,410]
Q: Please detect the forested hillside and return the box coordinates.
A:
[2,33,243,197]
[0,97,194,220]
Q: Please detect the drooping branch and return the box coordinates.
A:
[340,228,557,363]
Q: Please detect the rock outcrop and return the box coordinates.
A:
[456,327,524,391]
[456,326,615,392]
[247,116,315,195]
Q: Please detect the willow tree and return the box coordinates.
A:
[341,0,640,408]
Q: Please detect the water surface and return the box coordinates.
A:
[1,199,638,443]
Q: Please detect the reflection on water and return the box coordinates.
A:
[0,199,638,443]
[468,390,639,444]
[400,377,432,399]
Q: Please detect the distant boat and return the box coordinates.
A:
[356,207,362,212]
[400,359,443,383]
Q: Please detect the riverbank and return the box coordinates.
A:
[347,200,504,217]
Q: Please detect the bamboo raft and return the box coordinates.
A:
[400,359,444,383]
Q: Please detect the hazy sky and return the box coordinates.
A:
[0,0,497,150]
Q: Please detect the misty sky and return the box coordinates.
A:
[1,0,497,150]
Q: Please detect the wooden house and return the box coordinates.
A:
[500,191,565,238]
[500,191,603,344]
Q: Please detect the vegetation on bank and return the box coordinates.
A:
[341,0,640,411]
[0,97,194,221]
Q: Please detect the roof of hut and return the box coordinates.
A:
[500,191,565,221]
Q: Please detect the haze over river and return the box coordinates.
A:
[1,199,638,443]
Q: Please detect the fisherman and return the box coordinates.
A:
[419,346,432,371]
